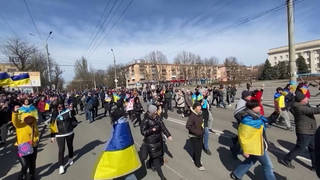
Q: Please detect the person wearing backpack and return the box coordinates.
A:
[50,101,77,175]
[12,103,39,180]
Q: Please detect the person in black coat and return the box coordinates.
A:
[133,97,143,127]
[140,105,172,180]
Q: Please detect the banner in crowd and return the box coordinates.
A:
[0,72,41,87]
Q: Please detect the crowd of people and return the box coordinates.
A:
[1,80,320,179]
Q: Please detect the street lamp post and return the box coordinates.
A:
[46,31,53,89]
[111,49,118,89]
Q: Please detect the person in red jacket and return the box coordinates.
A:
[251,84,264,116]
[37,96,46,124]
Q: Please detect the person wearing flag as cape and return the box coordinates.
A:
[93,101,141,180]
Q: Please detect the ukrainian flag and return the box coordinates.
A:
[19,105,39,122]
[0,72,12,86]
[113,93,120,103]
[92,117,141,180]
[10,73,30,87]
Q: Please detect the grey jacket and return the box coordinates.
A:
[292,102,320,135]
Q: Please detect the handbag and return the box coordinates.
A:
[18,126,34,157]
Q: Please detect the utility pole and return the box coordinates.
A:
[111,49,118,89]
[287,0,297,82]
[46,31,53,88]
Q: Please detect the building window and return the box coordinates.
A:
[280,56,283,59]
[274,57,277,60]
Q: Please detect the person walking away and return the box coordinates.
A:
[202,96,211,155]
[226,85,232,106]
[37,96,46,124]
[92,94,100,118]
[274,87,292,130]
[140,105,173,180]
[192,88,203,105]
[218,86,226,108]
[279,88,320,170]
[12,104,39,180]
[99,90,105,108]
[186,102,206,171]
[50,101,77,175]
[133,97,144,127]
[176,90,185,118]
[85,93,95,123]
[230,100,276,180]
[103,91,112,117]
[184,90,193,117]
[230,85,237,103]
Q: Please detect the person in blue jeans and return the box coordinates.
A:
[202,96,211,155]
[230,100,276,180]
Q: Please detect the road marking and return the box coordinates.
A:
[165,116,312,164]
[134,142,188,180]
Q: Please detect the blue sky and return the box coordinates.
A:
[0,0,319,82]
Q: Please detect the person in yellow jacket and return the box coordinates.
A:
[12,103,39,180]
[230,100,276,180]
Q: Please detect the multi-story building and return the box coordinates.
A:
[0,63,19,72]
[268,39,320,73]
[124,60,230,88]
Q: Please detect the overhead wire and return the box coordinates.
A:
[88,0,134,58]
[85,0,117,57]
[86,0,124,57]
[165,0,305,57]
[22,0,43,41]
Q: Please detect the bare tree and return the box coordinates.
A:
[52,63,64,90]
[144,50,168,64]
[203,57,219,65]
[2,38,36,71]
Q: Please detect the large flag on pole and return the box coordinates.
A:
[10,73,31,87]
[92,117,141,180]
[0,72,12,86]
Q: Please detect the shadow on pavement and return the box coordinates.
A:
[253,165,287,180]
[183,139,193,160]
[268,142,311,170]
[37,139,104,179]
[277,139,311,159]
[0,138,20,178]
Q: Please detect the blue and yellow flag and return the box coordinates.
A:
[10,73,30,87]
[0,72,12,86]
[19,105,39,121]
[92,117,141,180]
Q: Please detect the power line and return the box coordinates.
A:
[23,0,42,41]
[86,0,123,57]
[88,0,134,57]
[166,0,305,57]
[85,0,115,57]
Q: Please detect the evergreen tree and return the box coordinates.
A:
[260,59,274,80]
[277,61,289,79]
[296,56,309,74]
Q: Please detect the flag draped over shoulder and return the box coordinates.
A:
[0,72,12,86]
[92,117,141,180]
[19,105,39,121]
[10,73,31,87]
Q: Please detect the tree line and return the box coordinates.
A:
[1,38,64,89]
[258,56,310,80]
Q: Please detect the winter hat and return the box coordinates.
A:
[295,89,306,102]
[148,105,157,115]
[192,102,201,109]
[241,90,252,99]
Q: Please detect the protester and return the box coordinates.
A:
[12,104,39,180]
[0,99,10,145]
[274,87,292,130]
[176,90,185,118]
[202,95,211,155]
[231,100,276,180]
[140,105,172,180]
[50,101,77,175]
[279,88,320,170]
[186,102,205,171]
[133,97,143,127]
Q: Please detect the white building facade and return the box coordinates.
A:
[268,39,320,73]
